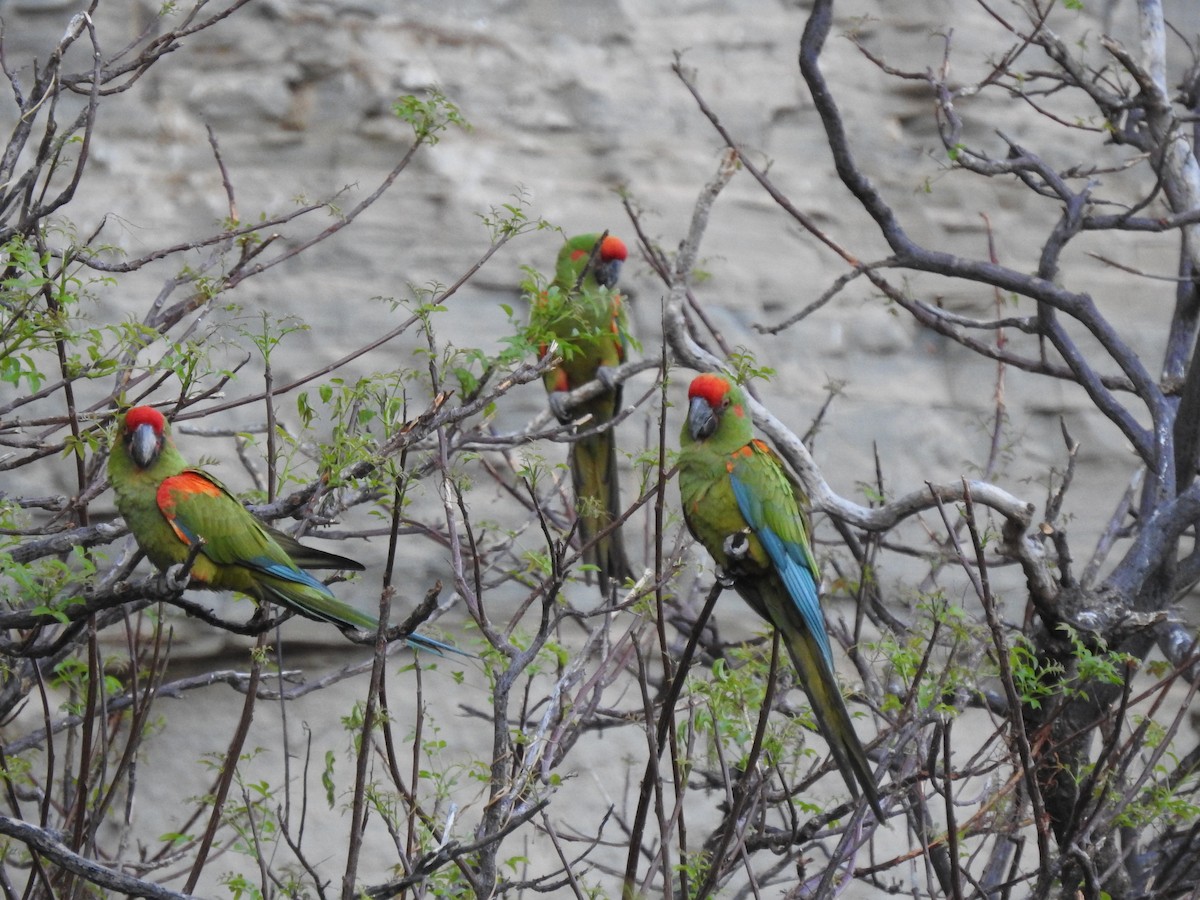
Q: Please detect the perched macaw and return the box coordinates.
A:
[530,232,634,595]
[677,373,882,816]
[108,405,454,652]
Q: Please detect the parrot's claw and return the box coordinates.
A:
[161,564,192,593]
[595,365,620,392]
[715,567,738,589]
[548,391,575,424]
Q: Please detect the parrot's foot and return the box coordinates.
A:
[722,530,752,562]
[715,531,752,587]
[160,564,192,593]
[548,391,575,424]
[595,365,620,392]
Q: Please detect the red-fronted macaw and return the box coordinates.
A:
[108,405,454,651]
[531,232,634,595]
[677,373,882,816]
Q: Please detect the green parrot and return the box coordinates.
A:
[108,405,456,652]
[677,373,883,816]
[530,232,634,595]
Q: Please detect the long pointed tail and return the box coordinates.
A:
[402,631,473,657]
[571,427,633,596]
[259,571,378,631]
[779,616,883,818]
[258,576,469,655]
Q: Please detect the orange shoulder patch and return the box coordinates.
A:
[726,444,755,473]
[158,471,221,509]
[158,472,222,548]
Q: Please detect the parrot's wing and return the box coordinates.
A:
[728,441,834,670]
[612,292,635,361]
[603,293,627,410]
[602,292,629,366]
[157,469,315,586]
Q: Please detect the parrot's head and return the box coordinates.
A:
[560,233,628,291]
[120,406,169,469]
[686,373,744,442]
[592,234,627,289]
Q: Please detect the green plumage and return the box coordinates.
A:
[107,406,437,642]
[677,375,882,816]
[530,232,634,595]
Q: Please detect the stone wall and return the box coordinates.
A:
[4,0,1199,893]
[4,0,1187,527]
[3,0,1188,496]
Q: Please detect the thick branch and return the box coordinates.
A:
[0,814,196,899]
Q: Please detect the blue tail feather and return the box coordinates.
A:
[405,632,473,657]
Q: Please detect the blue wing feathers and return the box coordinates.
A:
[246,555,333,594]
[729,472,834,670]
[756,528,834,668]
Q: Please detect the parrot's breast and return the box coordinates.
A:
[679,461,768,573]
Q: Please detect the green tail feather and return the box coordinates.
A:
[571,427,632,596]
[257,577,469,656]
[747,577,883,817]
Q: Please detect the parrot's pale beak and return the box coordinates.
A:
[129,423,161,469]
[687,396,718,441]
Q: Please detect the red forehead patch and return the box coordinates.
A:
[125,405,166,433]
[600,235,627,262]
[688,373,732,404]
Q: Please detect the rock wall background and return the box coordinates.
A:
[8,0,1193,581]
[4,0,1200,894]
